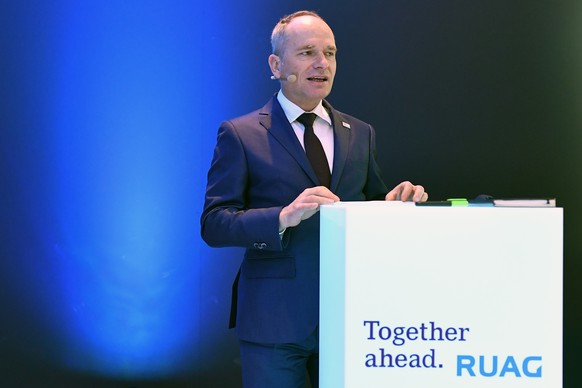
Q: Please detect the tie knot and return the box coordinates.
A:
[296,113,317,128]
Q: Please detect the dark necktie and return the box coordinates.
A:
[297,113,331,188]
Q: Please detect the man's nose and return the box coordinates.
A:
[313,52,329,68]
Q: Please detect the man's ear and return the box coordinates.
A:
[268,54,281,78]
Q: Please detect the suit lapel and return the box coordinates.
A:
[259,97,320,186]
[324,100,350,192]
[258,97,352,190]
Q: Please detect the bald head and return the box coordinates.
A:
[271,11,333,57]
[268,11,337,111]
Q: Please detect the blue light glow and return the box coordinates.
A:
[49,1,207,377]
[1,0,283,381]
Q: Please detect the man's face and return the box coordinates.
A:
[270,16,337,111]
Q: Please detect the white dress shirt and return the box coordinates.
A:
[276,91,334,173]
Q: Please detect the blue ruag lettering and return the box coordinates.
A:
[457,355,476,376]
[457,355,543,378]
[500,356,521,377]
[479,355,497,377]
[523,356,542,378]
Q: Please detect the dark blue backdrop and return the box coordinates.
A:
[1,1,580,387]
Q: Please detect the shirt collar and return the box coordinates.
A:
[277,91,332,126]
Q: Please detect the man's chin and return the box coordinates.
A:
[309,86,333,101]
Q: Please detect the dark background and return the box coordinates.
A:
[1,1,580,387]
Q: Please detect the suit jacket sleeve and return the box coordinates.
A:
[200,119,284,251]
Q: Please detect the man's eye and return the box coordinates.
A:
[300,51,313,56]
[325,51,336,57]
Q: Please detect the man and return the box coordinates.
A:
[201,10,428,388]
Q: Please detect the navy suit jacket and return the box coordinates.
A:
[201,95,389,344]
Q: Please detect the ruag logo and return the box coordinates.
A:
[457,355,542,378]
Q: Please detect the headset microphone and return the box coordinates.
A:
[270,74,297,83]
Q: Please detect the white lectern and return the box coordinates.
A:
[320,202,562,388]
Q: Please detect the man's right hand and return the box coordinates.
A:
[279,186,340,231]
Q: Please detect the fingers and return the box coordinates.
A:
[279,186,340,229]
[400,184,415,202]
[385,188,399,201]
[302,186,340,203]
[385,181,413,201]
[411,185,427,202]
[385,181,429,202]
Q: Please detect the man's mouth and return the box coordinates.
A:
[307,76,328,82]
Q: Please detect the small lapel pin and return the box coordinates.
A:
[342,121,351,129]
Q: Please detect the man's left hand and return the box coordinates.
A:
[385,181,428,202]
